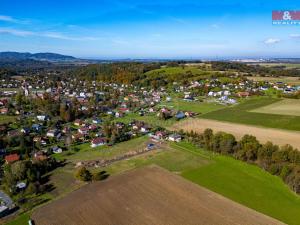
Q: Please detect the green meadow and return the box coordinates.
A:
[201,97,300,131]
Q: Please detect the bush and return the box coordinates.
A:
[75,167,92,182]
[92,171,109,181]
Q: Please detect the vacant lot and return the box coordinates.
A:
[250,99,300,116]
[172,118,300,149]
[201,97,300,131]
[32,166,282,225]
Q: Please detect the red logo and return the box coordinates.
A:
[272,11,300,20]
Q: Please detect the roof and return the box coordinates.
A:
[91,138,106,144]
[5,153,20,163]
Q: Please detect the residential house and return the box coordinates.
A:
[78,127,89,135]
[175,111,186,120]
[46,129,61,138]
[37,115,49,121]
[52,146,63,154]
[168,134,182,142]
[91,137,106,148]
[0,108,8,114]
[5,153,20,164]
[74,119,83,126]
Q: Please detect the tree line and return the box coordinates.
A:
[181,129,300,193]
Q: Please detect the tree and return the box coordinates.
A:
[10,161,28,181]
[75,167,92,182]
[239,135,260,161]
[203,129,213,150]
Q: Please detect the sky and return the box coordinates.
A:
[0,0,300,59]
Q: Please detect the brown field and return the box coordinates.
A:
[32,166,283,225]
[250,99,300,116]
[172,118,300,150]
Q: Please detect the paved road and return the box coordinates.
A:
[0,190,13,208]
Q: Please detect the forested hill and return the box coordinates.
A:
[73,61,300,87]
[0,52,76,61]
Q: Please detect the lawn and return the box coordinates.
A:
[53,136,150,162]
[201,97,300,131]
[0,115,16,124]
[115,113,178,127]
[5,212,30,225]
[159,99,226,114]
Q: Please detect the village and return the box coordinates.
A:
[0,64,299,220]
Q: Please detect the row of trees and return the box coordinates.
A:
[182,129,300,193]
[211,61,300,77]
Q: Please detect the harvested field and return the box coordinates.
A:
[250,99,300,116]
[31,166,283,225]
[172,118,300,150]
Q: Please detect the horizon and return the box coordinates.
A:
[1,0,300,58]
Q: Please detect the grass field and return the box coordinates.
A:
[145,66,209,76]
[159,99,226,114]
[252,63,300,70]
[5,213,30,225]
[247,76,300,85]
[179,143,300,225]
[115,113,177,127]
[144,66,216,81]
[53,136,149,162]
[201,97,300,131]
[250,98,300,116]
[0,115,16,124]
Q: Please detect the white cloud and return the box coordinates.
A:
[264,38,281,45]
[0,15,16,22]
[0,28,33,36]
[0,27,99,41]
[211,24,219,29]
[0,15,28,24]
[290,34,300,38]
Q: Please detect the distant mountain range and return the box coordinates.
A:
[0,52,76,62]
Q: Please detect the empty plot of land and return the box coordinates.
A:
[172,118,300,150]
[250,99,300,116]
[31,166,283,225]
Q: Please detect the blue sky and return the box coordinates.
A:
[0,0,300,58]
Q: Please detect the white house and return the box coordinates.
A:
[168,134,182,142]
